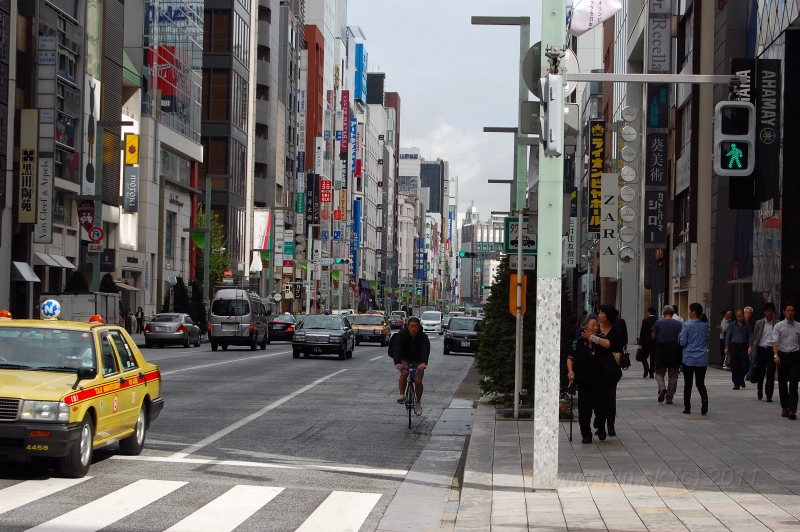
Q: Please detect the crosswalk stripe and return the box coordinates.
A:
[0,477,91,515]
[24,479,186,532]
[295,491,382,532]
[164,485,284,532]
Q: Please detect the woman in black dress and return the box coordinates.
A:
[567,314,620,443]
[597,304,626,437]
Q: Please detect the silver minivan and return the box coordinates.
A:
[208,289,269,351]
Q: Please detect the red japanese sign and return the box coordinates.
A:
[320,180,332,191]
[320,191,332,203]
[333,210,342,221]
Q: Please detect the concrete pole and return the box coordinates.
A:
[533,0,566,492]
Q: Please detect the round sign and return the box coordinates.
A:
[620,146,637,163]
[621,126,637,142]
[622,106,639,122]
[88,226,104,243]
[620,186,636,202]
[620,166,637,182]
[40,299,62,320]
[620,206,636,223]
[272,292,283,302]
[522,42,580,98]
[619,246,636,263]
[223,269,234,278]
[619,226,636,243]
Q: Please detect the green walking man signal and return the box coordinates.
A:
[713,101,755,176]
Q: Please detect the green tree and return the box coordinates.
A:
[173,277,191,314]
[189,281,207,332]
[99,273,118,294]
[194,203,230,290]
[63,271,89,292]
[474,257,537,398]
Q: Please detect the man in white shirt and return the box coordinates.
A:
[771,302,800,420]
[751,302,776,401]
[671,304,685,324]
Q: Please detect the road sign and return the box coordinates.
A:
[223,269,234,278]
[87,243,102,253]
[510,255,537,270]
[77,202,94,232]
[317,258,335,265]
[504,217,537,254]
[88,226,104,243]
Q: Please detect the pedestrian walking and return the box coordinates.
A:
[771,302,800,420]
[751,302,777,401]
[596,305,626,437]
[652,306,683,404]
[680,303,709,415]
[725,309,753,389]
[566,314,621,443]
[719,309,733,367]
[745,306,756,380]
[672,303,685,324]
[638,307,658,378]
[135,306,145,334]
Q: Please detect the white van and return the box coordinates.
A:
[420,311,443,334]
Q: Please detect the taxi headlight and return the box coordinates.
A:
[21,401,70,423]
[445,331,454,338]
[294,334,306,342]
[329,335,343,343]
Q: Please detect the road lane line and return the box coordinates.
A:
[111,455,408,476]
[295,491,382,532]
[164,485,284,532]
[24,479,186,532]
[171,369,348,458]
[0,477,91,515]
[161,351,289,375]
[368,355,383,362]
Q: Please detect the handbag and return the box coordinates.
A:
[621,349,632,370]
[635,347,644,362]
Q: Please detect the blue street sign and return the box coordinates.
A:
[321,230,329,241]
[333,230,342,241]
[336,131,342,141]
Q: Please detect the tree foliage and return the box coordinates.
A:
[99,273,118,294]
[189,280,207,332]
[173,277,191,314]
[194,203,230,289]
[474,257,537,397]
[64,271,89,292]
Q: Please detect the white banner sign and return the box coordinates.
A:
[599,173,618,278]
[569,0,622,36]
[34,156,54,243]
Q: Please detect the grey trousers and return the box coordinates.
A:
[656,366,680,400]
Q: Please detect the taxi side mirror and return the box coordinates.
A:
[72,366,98,390]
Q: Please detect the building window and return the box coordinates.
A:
[232,71,248,131]
[54,147,80,184]
[256,84,269,101]
[160,149,191,187]
[57,46,77,85]
[276,184,283,206]
[233,13,250,65]
[202,69,230,121]
[258,6,271,23]
[165,211,176,269]
[257,45,270,62]
[53,189,71,225]
[204,10,231,53]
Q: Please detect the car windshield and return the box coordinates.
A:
[271,315,294,323]
[152,314,181,322]
[212,299,250,316]
[421,312,441,321]
[353,316,383,325]
[0,327,96,372]
[390,312,404,317]
[300,316,344,330]
[449,318,482,331]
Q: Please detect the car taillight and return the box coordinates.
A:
[250,324,254,331]
[207,324,212,331]
[177,325,185,333]
[287,326,293,331]
[144,326,151,333]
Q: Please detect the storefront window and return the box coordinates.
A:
[160,148,191,187]
[53,189,72,225]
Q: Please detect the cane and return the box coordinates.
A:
[568,379,575,442]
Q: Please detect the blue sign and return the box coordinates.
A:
[350,118,358,173]
[321,230,329,242]
[333,230,342,241]
[336,131,342,141]
[298,151,305,173]
[324,130,331,142]
[351,199,361,276]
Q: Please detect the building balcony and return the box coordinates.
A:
[254,138,269,165]
[258,21,271,47]
[255,99,270,123]
[253,177,270,207]
[256,61,271,86]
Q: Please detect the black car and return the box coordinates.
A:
[292,314,356,360]
[267,314,296,342]
[388,312,406,329]
[443,317,482,355]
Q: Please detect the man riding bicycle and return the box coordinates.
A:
[390,316,431,415]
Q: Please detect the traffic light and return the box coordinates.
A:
[539,73,564,158]
[714,101,755,176]
[480,285,486,290]
[458,251,477,258]
[334,258,350,264]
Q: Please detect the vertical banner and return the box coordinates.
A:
[588,120,605,233]
[123,166,139,213]
[350,118,357,174]
[341,91,350,153]
[305,172,315,233]
[352,199,361,276]
[83,77,100,196]
[313,174,321,224]
[34,154,53,243]
[644,189,667,244]
[644,133,668,188]
[314,136,325,176]
[755,59,781,203]
[252,209,271,251]
[600,174,618,277]
[274,211,285,253]
[565,187,577,269]
[19,110,39,224]
[125,133,139,165]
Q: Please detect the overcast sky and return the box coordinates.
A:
[347,0,543,219]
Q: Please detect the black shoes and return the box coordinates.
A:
[582,437,592,444]
[733,386,740,390]
[597,428,607,441]
[701,402,708,415]
[767,397,773,402]
[790,412,798,420]
[758,390,763,400]
[658,390,666,403]
[683,409,691,414]
[607,427,616,437]
[741,382,746,389]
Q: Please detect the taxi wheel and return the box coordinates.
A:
[59,415,93,478]
[119,406,147,456]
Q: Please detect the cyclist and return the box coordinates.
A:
[390,316,430,415]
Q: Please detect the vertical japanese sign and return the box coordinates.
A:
[123,167,139,213]
[565,187,577,269]
[305,172,315,234]
[313,174,321,224]
[352,199,361,276]
[644,134,668,245]
[644,190,667,244]
[350,118,357,174]
[341,90,350,153]
[588,120,605,233]
[19,110,39,224]
[600,174,618,278]
[125,133,139,165]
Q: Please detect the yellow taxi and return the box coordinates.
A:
[351,313,391,346]
[0,301,163,477]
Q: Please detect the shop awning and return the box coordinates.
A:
[115,281,140,292]
[49,254,76,269]
[32,252,60,267]
[12,262,41,282]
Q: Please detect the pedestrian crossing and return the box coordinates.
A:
[0,478,382,532]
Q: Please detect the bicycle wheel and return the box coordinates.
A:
[405,380,415,428]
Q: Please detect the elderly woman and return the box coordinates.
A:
[567,314,622,443]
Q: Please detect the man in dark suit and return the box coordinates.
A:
[639,307,658,378]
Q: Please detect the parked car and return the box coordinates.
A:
[420,311,443,334]
[144,313,201,348]
[351,314,391,345]
[208,289,269,351]
[267,313,296,342]
[388,311,407,329]
[441,311,465,331]
[292,314,355,360]
[444,317,483,355]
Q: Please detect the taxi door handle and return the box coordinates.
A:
[119,377,126,385]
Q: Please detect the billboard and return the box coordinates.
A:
[588,120,605,233]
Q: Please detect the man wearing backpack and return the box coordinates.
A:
[390,316,430,415]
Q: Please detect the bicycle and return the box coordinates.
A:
[403,367,418,428]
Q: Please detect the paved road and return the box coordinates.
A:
[0,332,475,532]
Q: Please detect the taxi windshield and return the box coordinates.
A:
[0,327,96,372]
[449,318,482,331]
[300,316,343,330]
[353,316,383,325]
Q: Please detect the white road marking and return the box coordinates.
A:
[161,351,289,375]
[164,485,284,532]
[170,369,348,458]
[24,479,185,532]
[368,355,383,362]
[111,455,408,476]
[0,477,91,515]
[295,491,382,532]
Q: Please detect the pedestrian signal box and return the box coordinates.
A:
[714,101,755,176]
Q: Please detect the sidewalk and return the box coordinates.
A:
[454,366,800,531]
